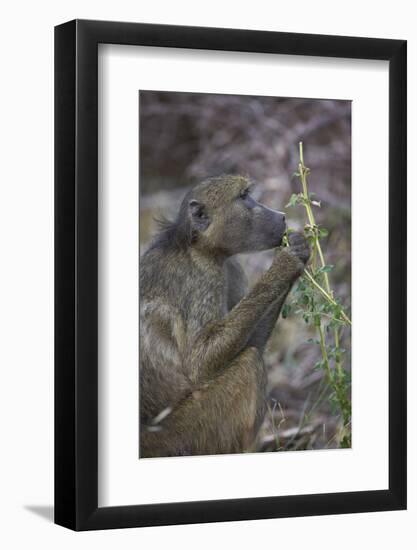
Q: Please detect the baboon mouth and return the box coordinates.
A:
[276,234,284,247]
[275,226,286,247]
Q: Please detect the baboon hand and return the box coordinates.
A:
[286,232,310,265]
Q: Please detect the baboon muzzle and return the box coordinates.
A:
[257,205,286,248]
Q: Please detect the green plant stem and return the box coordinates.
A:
[298,141,351,445]
[317,322,349,433]
[334,328,343,379]
[319,321,349,425]
[299,142,331,294]
[318,324,332,381]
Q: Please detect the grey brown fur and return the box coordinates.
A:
[140,175,309,457]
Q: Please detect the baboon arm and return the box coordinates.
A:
[247,289,292,352]
[225,257,247,310]
[189,249,302,382]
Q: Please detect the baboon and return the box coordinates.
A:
[140,175,309,457]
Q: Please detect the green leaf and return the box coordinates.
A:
[340,436,351,448]
[301,294,310,305]
[313,360,324,371]
[317,264,334,274]
[329,318,344,329]
[281,303,291,319]
[285,193,301,207]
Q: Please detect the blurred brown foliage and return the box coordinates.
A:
[139,91,351,451]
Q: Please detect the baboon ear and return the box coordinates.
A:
[188,199,210,232]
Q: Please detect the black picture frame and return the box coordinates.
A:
[55,19,407,531]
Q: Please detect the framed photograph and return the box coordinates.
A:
[55,19,406,530]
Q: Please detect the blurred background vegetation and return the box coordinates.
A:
[139,91,351,451]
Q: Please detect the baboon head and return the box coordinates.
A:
[177,175,286,256]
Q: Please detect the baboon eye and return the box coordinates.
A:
[189,199,204,218]
[240,189,250,200]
